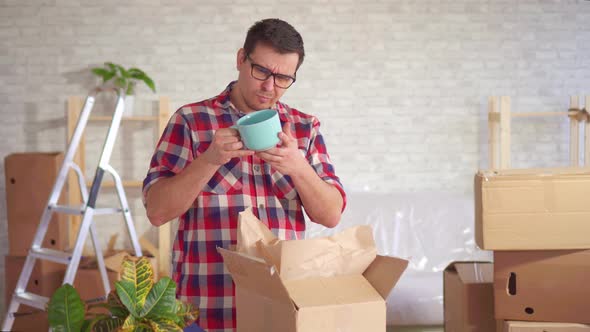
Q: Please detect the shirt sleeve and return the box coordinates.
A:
[142,111,195,205]
[305,117,347,212]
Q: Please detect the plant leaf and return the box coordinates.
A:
[91,68,110,80]
[149,317,183,332]
[175,299,199,326]
[107,290,129,318]
[127,67,156,93]
[121,314,137,330]
[105,62,118,73]
[142,75,156,93]
[47,284,85,332]
[115,64,129,78]
[120,256,154,312]
[115,280,138,317]
[127,68,145,78]
[82,314,124,332]
[140,277,177,318]
[115,77,127,90]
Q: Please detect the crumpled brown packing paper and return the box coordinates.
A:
[236,208,377,280]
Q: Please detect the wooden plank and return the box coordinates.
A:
[586,96,590,166]
[500,96,511,169]
[570,96,580,166]
[89,115,159,122]
[488,96,499,169]
[511,111,568,118]
[85,180,143,188]
[67,96,85,249]
[158,96,172,277]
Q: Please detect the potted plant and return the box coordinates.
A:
[91,62,156,116]
[47,256,198,332]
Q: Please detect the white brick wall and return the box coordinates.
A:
[1,0,590,318]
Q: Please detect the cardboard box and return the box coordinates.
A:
[219,209,408,332]
[474,168,590,250]
[5,152,68,255]
[444,261,497,332]
[74,249,159,302]
[494,250,590,324]
[502,321,590,332]
[74,266,119,303]
[4,255,64,332]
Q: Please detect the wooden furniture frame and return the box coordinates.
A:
[488,96,590,169]
[66,96,172,277]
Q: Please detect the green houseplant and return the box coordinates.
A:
[47,256,198,332]
[91,62,156,115]
[91,62,156,95]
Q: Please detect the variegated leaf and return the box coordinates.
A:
[120,256,154,311]
[107,291,129,318]
[148,318,183,332]
[139,277,177,318]
[115,280,138,317]
[175,300,199,326]
[83,314,124,332]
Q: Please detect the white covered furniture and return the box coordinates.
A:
[305,191,492,326]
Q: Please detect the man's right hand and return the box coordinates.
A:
[201,127,255,165]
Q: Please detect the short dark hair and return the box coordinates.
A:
[243,18,305,70]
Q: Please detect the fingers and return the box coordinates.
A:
[256,150,283,162]
[228,150,255,158]
[282,122,292,136]
[223,141,244,151]
[216,127,240,137]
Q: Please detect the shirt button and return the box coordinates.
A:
[258,203,265,209]
[253,165,260,172]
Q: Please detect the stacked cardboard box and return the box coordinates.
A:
[443,261,498,331]
[4,152,68,330]
[3,152,158,329]
[474,168,590,331]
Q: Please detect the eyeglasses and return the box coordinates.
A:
[246,55,296,89]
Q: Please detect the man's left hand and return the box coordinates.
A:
[256,122,306,176]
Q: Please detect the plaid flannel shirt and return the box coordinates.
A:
[142,82,346,331]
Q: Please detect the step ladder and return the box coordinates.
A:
[1,87,143,331]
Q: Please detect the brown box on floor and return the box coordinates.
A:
[444,261,497,332]
[219,209,408,332]
[474,168,590,250]
[502,321,590,332]
[5,255,65,332]
[74,259,120,303]
[494,250,590,324]
[73,249,159,303]
[5,152,68,255]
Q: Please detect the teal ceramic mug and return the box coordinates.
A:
[233,109,282,151]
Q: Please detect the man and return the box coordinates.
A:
[143,18,346,331]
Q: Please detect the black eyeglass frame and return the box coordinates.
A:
[246,55,297,89]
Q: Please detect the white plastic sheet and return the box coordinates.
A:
[305,191,492,326]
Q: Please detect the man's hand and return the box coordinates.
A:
[202,127,255,166]
[256,123,306,175]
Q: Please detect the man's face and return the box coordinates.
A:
[235,43,299,113]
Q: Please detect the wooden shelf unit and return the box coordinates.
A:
[66,96,173,277]
[488,95,590,169]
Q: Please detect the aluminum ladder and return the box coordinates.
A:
[1,87,143,331]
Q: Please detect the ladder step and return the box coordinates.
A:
[30,248,71,264]
[50,204,84,215]
[50,204,124,215]
[14,292,49,310]
[94,207,124,215]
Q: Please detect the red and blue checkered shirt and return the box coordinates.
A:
[142,82,346,331]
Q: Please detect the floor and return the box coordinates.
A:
[388,327,444,332]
